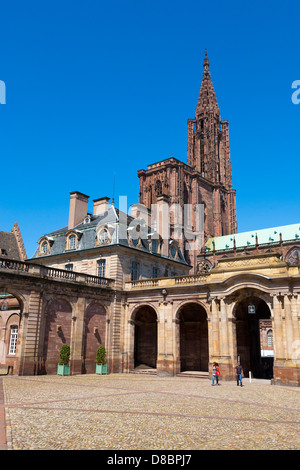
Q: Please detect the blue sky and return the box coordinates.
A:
[0,0,299,257]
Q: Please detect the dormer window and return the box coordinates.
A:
[38,237,53,256]
[100,229,109,244]
[169,240,179,259]
[65,230,81,251]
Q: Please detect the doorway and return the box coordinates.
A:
[178,302,209,372]
[234,295,273,379]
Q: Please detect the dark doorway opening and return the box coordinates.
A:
[235,295,273,379]
[178,302,208,372]
[134,306,157,369]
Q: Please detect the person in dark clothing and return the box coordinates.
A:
[235,362,243,386]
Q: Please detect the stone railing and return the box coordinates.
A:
[0,258,114,288]
[125,273,209,290]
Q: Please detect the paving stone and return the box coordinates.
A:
[1,374,300,450]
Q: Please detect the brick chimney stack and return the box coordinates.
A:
[68,191,89,229]
[93,197,110,215]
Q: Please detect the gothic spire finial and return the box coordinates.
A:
[203,49,209,70]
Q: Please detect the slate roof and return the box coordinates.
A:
[31,205,188,265]
[0,231,22,260]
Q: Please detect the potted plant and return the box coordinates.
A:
[96,346,107,374]
[57,344,71,376]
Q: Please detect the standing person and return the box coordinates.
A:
[212,362,217,385]
[212,362,220,386]
[235,362,243,387]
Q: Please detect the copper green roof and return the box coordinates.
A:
[205,223,300,252]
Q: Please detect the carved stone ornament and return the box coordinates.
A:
[286,247,300,266]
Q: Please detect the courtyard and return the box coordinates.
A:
[1,373,299,451]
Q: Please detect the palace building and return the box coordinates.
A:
[0,52,299,385]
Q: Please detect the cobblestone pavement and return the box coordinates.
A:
[1,374,300,450]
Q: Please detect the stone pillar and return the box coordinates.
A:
[218,298,232,379]
[284,295,294,361]
[210,298,220,361]
[18,290,43,375]
[272,294,285,361]
[156,300,175,376]
[272,293,300,385]
[70,296,85,375]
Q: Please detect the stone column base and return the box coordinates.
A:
[273,361,300,386]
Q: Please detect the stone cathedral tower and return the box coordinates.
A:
[137,51,237,272]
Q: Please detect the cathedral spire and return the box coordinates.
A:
[195,50,220,118]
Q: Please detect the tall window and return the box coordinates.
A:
[97,259,106,277]
[65,263,73,271]
[69,234,76,250]
[9,326,18,355]
[267,330,273,347]
[131,261,140,281]
[152,267,158,279]
[41,240,48,254]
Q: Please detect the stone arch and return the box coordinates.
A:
[83,301,107,374]
[176,301,209,372]
[0,289,23,369]
[230,288,273,379]
[174,299,210,322]
[43,297,73,374]
[130,302,160,323]
[131,304,158,370]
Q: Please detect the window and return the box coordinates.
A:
[97,259,106,277]
[131,261,140,281]
[0,301,8,311]
[41,241,48,254]
[9,326,18,355]
[100,229,109,244]
[152,267,158,279]
[267,330,273,347]
[65,264,73,271]
[151,239,158,253]
[69,234,76,250]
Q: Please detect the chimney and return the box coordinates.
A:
[130,203,150,226]
[155,194,170,257]
[93,197,110,215]
[68,191,89,229]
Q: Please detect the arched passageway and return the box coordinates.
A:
[234,294,273,379]
[178,302,208,372]
[0,292,22,372]
[43,298,72,374]
[83,302,106,373]
[133,305,157,369]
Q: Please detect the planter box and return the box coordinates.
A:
[96,364,107,375]
[57,364,71,376]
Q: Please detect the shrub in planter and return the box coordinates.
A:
[57,344,71,375]
[96,346,107,374]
